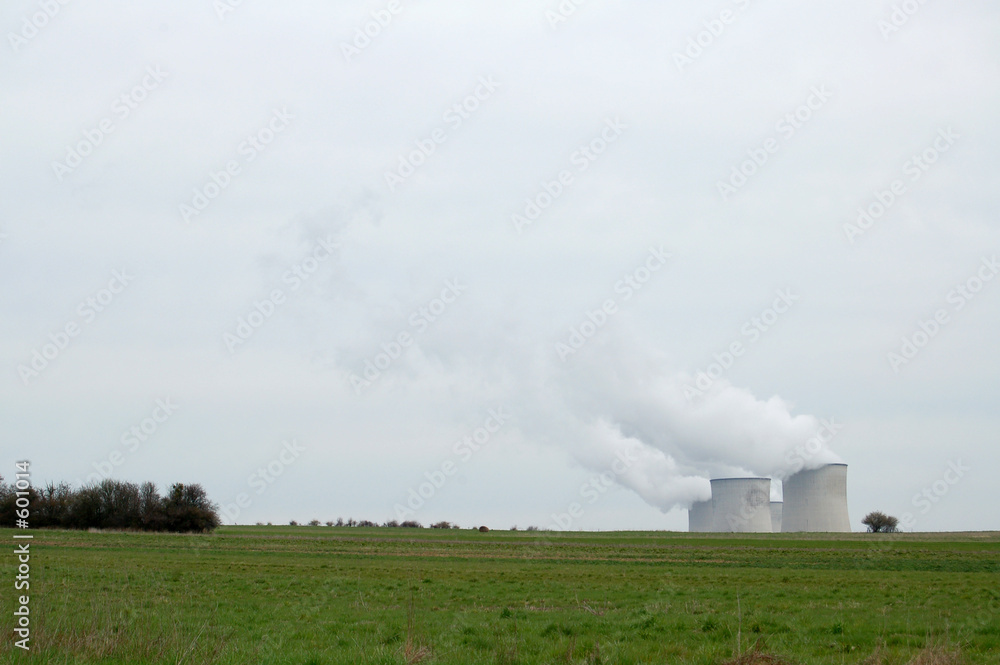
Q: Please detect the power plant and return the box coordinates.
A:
[687,499,714,532]
[769,501,783,533]
[689,464,850,533]
[781,463,850,532]
[709,477,772,533]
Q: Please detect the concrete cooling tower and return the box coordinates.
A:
[688,500,714,532]
[769,502,783,533]
[781,463,850,532]
[710,478,773,533]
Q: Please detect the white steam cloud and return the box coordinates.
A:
[262,201,843,516]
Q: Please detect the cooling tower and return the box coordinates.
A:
[769,502,783,533]
[781,463,850,532]
[688,500,714,532]
[710,478,773,533]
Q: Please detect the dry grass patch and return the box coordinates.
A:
[907,645,963,664]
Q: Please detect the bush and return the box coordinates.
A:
[431,521,452,529]
[35,482,73,527]
[67,485,104,529]
[139,482,166,531]
[0,478,219,533]
[400,520,422,528]
[96,479,142,530]
[308,519,321,526]
[0,476,27,527]
[862,511,899,533]
[162,483,220,532]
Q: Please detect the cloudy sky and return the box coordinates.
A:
[2,0,998,531]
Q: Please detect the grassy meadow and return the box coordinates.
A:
[1,526,998,664]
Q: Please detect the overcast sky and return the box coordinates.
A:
[2,0,998,531]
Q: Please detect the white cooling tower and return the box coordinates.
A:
[710,478,773,533]
[688,500,714,532]
[781,463,850,532]
[770,502,783,533]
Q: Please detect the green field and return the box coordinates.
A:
[2,527,998,664]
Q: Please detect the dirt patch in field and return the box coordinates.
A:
[719,639,799,665]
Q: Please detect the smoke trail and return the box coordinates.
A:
[543,335,842,511]
[262,204,842,515]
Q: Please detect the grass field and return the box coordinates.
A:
[1,526,998,664]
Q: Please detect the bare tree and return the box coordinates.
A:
[862,511,899,533]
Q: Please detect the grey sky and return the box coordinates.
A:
[2,0,998,531]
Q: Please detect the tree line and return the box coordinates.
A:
[0,477,220,533]
[285,520,542,531]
